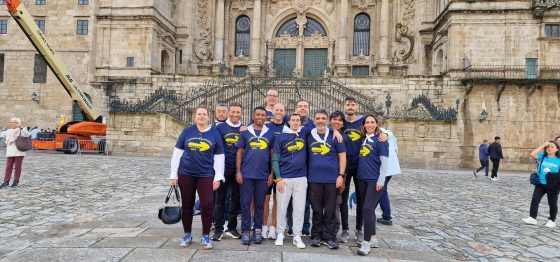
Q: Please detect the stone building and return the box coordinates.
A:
[0,0,559,170]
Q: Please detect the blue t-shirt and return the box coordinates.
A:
[307,131,347,184]
[267,121,285,137]
[236,127,276,179]
[175,126,225,177]
[216,123,241,170]
[357,134,389,182]
[537,152,560,185]
[479,144,489,160]
[301,118,316,134]
[273,133,307,179]
[343,116,364,170]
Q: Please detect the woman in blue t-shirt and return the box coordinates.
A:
[169,106,225,249]
[356,115,389,256]
[523,141,560,228]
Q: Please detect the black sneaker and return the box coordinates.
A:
[325,239,339,249]
[310,238,321,247]
[377,218,393,225]
[287,229,294,236]
[301,231,310,237]
[0,182,8,189]
[225,229,241,239]
[10,182,18,188]
[212,230,223,241]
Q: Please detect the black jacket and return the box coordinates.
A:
[487,142,503,159]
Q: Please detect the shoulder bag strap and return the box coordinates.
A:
[538,156,546,173]
[164,186,174,204]
[173,185,181,202]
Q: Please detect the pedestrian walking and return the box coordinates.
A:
[522,141,560,228]
[236,107,276,245]
[356,115,389,256]
[488,136,504,181]
[0,117,31,189]
[473,139,490,177]
[169,106,225,249]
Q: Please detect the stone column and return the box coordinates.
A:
[212,0,225,73]
[248,0,262,74]
[335,0,350,76]
[377,0,391,76]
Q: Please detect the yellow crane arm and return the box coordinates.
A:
[6,0,103,122]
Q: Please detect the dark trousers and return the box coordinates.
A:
[178,175,214,234]
[240,178,268,232]
[340,168,363,231]
[356,179,383,242]
[287,197,311,234]
[309,183,338,241]
[378,176,392,221]
[214,169,240,232]
[4,156,24,184]
[476,160,489,176]
[529,184,559,222]
[491,158,500,178]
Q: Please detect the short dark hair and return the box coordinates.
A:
[230,102,242,108]
[330,111,344,120]
[494,136,501,140]
[314,109,328,118]
[289,113,302,123]
[216,102,228,108]
[483,139,488,143]
[253,106,267,113]
[555,136,560,141]
[344,96,357,103]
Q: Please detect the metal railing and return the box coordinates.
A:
[463,65,560,81]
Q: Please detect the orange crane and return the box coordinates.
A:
[7,0,107,154]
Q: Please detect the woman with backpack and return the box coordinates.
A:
[522,141,560,228]
[0,117,31,189]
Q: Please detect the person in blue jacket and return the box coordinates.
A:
[523,141,560,228]
[356,114,389,256]
[236,107,276,245]
[473,139,489,177]
[169,105,225,250]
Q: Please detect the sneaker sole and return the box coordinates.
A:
[225,232,241,239]
[357,250,369,256]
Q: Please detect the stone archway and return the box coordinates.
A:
[161,50,171,74]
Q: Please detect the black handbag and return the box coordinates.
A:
[158,185,182,224]
[530,157,546,186]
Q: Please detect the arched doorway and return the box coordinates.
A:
[271,16,331,77]
[161,50,171,74]
[434,49,444,75]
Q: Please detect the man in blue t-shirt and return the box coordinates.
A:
[474,139,489,177]
[213,102,244,241]
[236,107,276,245]
[307,110,347,250]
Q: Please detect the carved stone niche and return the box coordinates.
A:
[303,31,330,47]
[272,32,299,48]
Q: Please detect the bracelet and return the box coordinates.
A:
[274,178,283,182]
[338,174,346,178]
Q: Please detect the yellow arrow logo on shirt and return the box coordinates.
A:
[312,144,330,155]
[225,134,239,145]
[287,141,304,152]
[250,139,268,150]
[188,141,211,152]
[360,146,371,157]
[347,130,361,141]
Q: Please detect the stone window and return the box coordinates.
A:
[0,20,7,34]
[545,24,560,38]
[126,57,134,67]
[33,54,47,83]
[0,54,4,83]
[276,17,326,37]
[36,0,46,5]
[178,50,183,64]
[352,66,369,77]
[233,65,248,76]
[235,16,250,56]
[434,49,444,75]
[161,50,171,73]
[0,1,5,5]
[35,19,45,34]
[353,13,370,56]
[76,20,88,35]
[78,0,89,5]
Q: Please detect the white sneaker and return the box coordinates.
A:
[293,235,306,249]
[522,217,538,225]
[275,233,284,246]
[544,220,556,228]
[268,226,277,240]
[370,238,379,248]
[262,225,269,239]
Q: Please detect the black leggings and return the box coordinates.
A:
[529,184,559,222]
[356,179,383,242]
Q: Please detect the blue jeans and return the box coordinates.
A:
[377,176,392,220]
[240,178,268,232]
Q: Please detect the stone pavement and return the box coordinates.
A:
[0,151,558,262]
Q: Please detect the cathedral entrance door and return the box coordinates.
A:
[303,48,328,77]
[273,49,296,77]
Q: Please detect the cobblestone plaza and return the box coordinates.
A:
[0,151,558,261]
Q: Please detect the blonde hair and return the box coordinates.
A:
[10,117,22,127]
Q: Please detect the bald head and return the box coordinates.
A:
[273,103,285,123]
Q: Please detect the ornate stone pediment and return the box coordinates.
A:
[272,32,299,46]
[303,31,330,45]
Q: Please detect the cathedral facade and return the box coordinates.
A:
[0,0,559,170]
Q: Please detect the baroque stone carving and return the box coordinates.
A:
[194,0,212,62]
[303,31,330,45]
[394,0,415,63]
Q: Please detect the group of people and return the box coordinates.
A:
[168,91,401,256]
[0,118,32,189]
[473,136,504,180]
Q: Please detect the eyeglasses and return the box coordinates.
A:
[267,94,279,97]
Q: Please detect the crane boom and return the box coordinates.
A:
[6,0,103,122]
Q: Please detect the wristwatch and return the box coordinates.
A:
[338,173,346,178]
[236,172,242,177]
